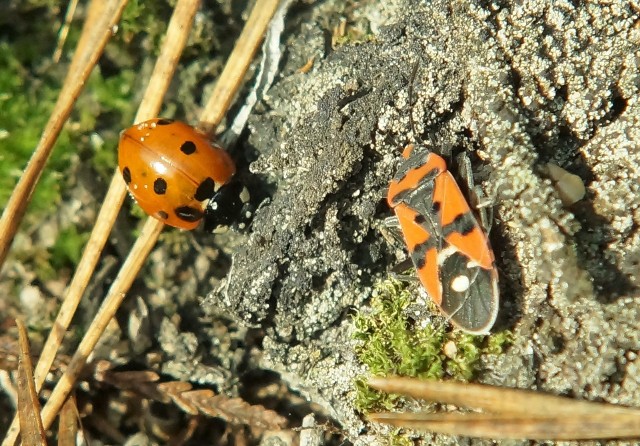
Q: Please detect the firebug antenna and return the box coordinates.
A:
[408,61,421,141]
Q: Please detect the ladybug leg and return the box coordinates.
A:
[456,152,494,233]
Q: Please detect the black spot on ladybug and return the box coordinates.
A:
[194,177,215,201]
[180,141,197,155]
[156,119,174,125]
[432,201,441,213]
[157,210,169,220]
[154,178,167,195]
[175,206,203,222]
[122,167,131,184]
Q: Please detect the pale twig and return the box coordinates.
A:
[368,376,640,440]
[0,0,128,271]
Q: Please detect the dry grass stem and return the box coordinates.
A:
[368,411,640,441]
[38,216,165,431]
[52,0,81,63]
[57,397,79,446]
[15,320,46,446]
[3,0,202,444]
[0,0,128,270]
[368,376,640,440]
[3,0,282,443]
[197,0,281,133]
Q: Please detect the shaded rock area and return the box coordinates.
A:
[1,0,634,444]
[198,0,640,443]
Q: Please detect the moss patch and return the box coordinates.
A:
[0,41,73,214]
[353,279,513,413]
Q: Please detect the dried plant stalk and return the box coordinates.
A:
[368,411,640,441]
[39,217,165,432]
[368,376,640,440]
[57,397,79,446]
[96,365,286,430]
[368,376,640,416]
[0,0,128,270]
[2,1,202,444]
[15,320,47,446]
[7,0,282,443]
[198,0,281,133]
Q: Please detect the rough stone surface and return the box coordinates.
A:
[201,0,640,443]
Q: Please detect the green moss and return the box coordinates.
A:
[353,279,513,413]
[79,66,137,180]
[0,41,75,215]
[50,226,89,270]
[120,0,173,52]
[485,328,515,354]
[333,30,377,48]
[0,13,136,216]
[385,431,415,446]
[0,3,143,281]
[354,377,398,411]
[28,248,58,282]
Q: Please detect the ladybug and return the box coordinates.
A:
[118,118,236,230]
[386,142,500,334]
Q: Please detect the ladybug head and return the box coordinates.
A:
[203,180,253,233]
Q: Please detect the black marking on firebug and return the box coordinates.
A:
[451,213,475,236]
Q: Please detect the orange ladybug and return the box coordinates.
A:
[118,118,236,230]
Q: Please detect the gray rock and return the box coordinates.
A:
[202,0,640,443]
